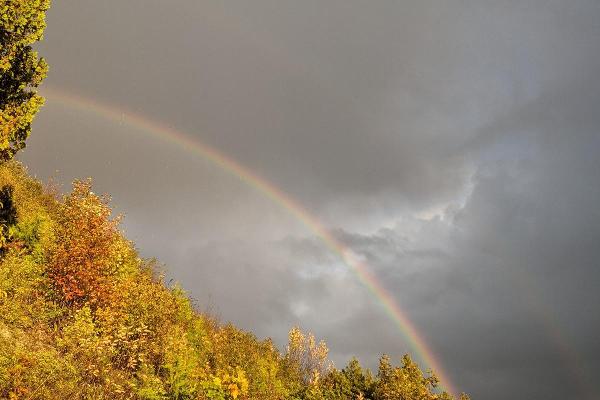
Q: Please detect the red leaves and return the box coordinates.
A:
[47,180,121,306]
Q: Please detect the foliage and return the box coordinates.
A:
[283,326,332,396]
[0,161,469,399]
[47,180,126,306]
[0,0,49,160]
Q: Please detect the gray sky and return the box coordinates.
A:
[21,1,600,398]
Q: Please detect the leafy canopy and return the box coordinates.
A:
[0,163,471,400]
[0,0,49,160]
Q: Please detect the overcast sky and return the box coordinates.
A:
[20,1,600,399]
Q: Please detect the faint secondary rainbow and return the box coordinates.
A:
[40,86,458,396]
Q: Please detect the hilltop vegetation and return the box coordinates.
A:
[0,163,468,399]
[0,1,468,399]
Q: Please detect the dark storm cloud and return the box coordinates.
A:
[20,1,600,399]
[314,65,600,397]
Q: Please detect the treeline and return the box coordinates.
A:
[0,1,468,399]
[0,162,467,399]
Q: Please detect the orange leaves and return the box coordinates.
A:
[0,165,470,399]
[47,180,122,306]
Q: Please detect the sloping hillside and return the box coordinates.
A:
[0,162,463,400]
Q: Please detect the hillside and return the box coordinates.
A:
[0,162,465,400]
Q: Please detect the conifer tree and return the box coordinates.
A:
[0,0,49,160]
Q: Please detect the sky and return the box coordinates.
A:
[20,1,600,398]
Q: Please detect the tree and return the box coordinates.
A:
[47,180,123,306]
[284,327,331,387]
[373,354,460,400]
[342,357,374,399]
[0,0,49,161]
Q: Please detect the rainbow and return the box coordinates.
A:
[39,86,458,396]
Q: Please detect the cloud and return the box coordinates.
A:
[19,1,600,399]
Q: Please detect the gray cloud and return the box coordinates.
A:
[20,1,600,398]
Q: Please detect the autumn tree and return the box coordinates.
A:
[47,180,124,306]
[280,327,333,399]
[0,0,49,160]
[373,354,464,400]
[0,164,471,399]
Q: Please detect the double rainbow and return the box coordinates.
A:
[40,86,458,396]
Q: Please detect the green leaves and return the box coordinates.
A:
[0,0,50,161]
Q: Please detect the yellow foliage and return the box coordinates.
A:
[0,150,467,400]
[285,327,332,386]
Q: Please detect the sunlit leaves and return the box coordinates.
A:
[47,180,128,306]
[285,327,332,387]
[0,0,50,160]
[0,164,469,399]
